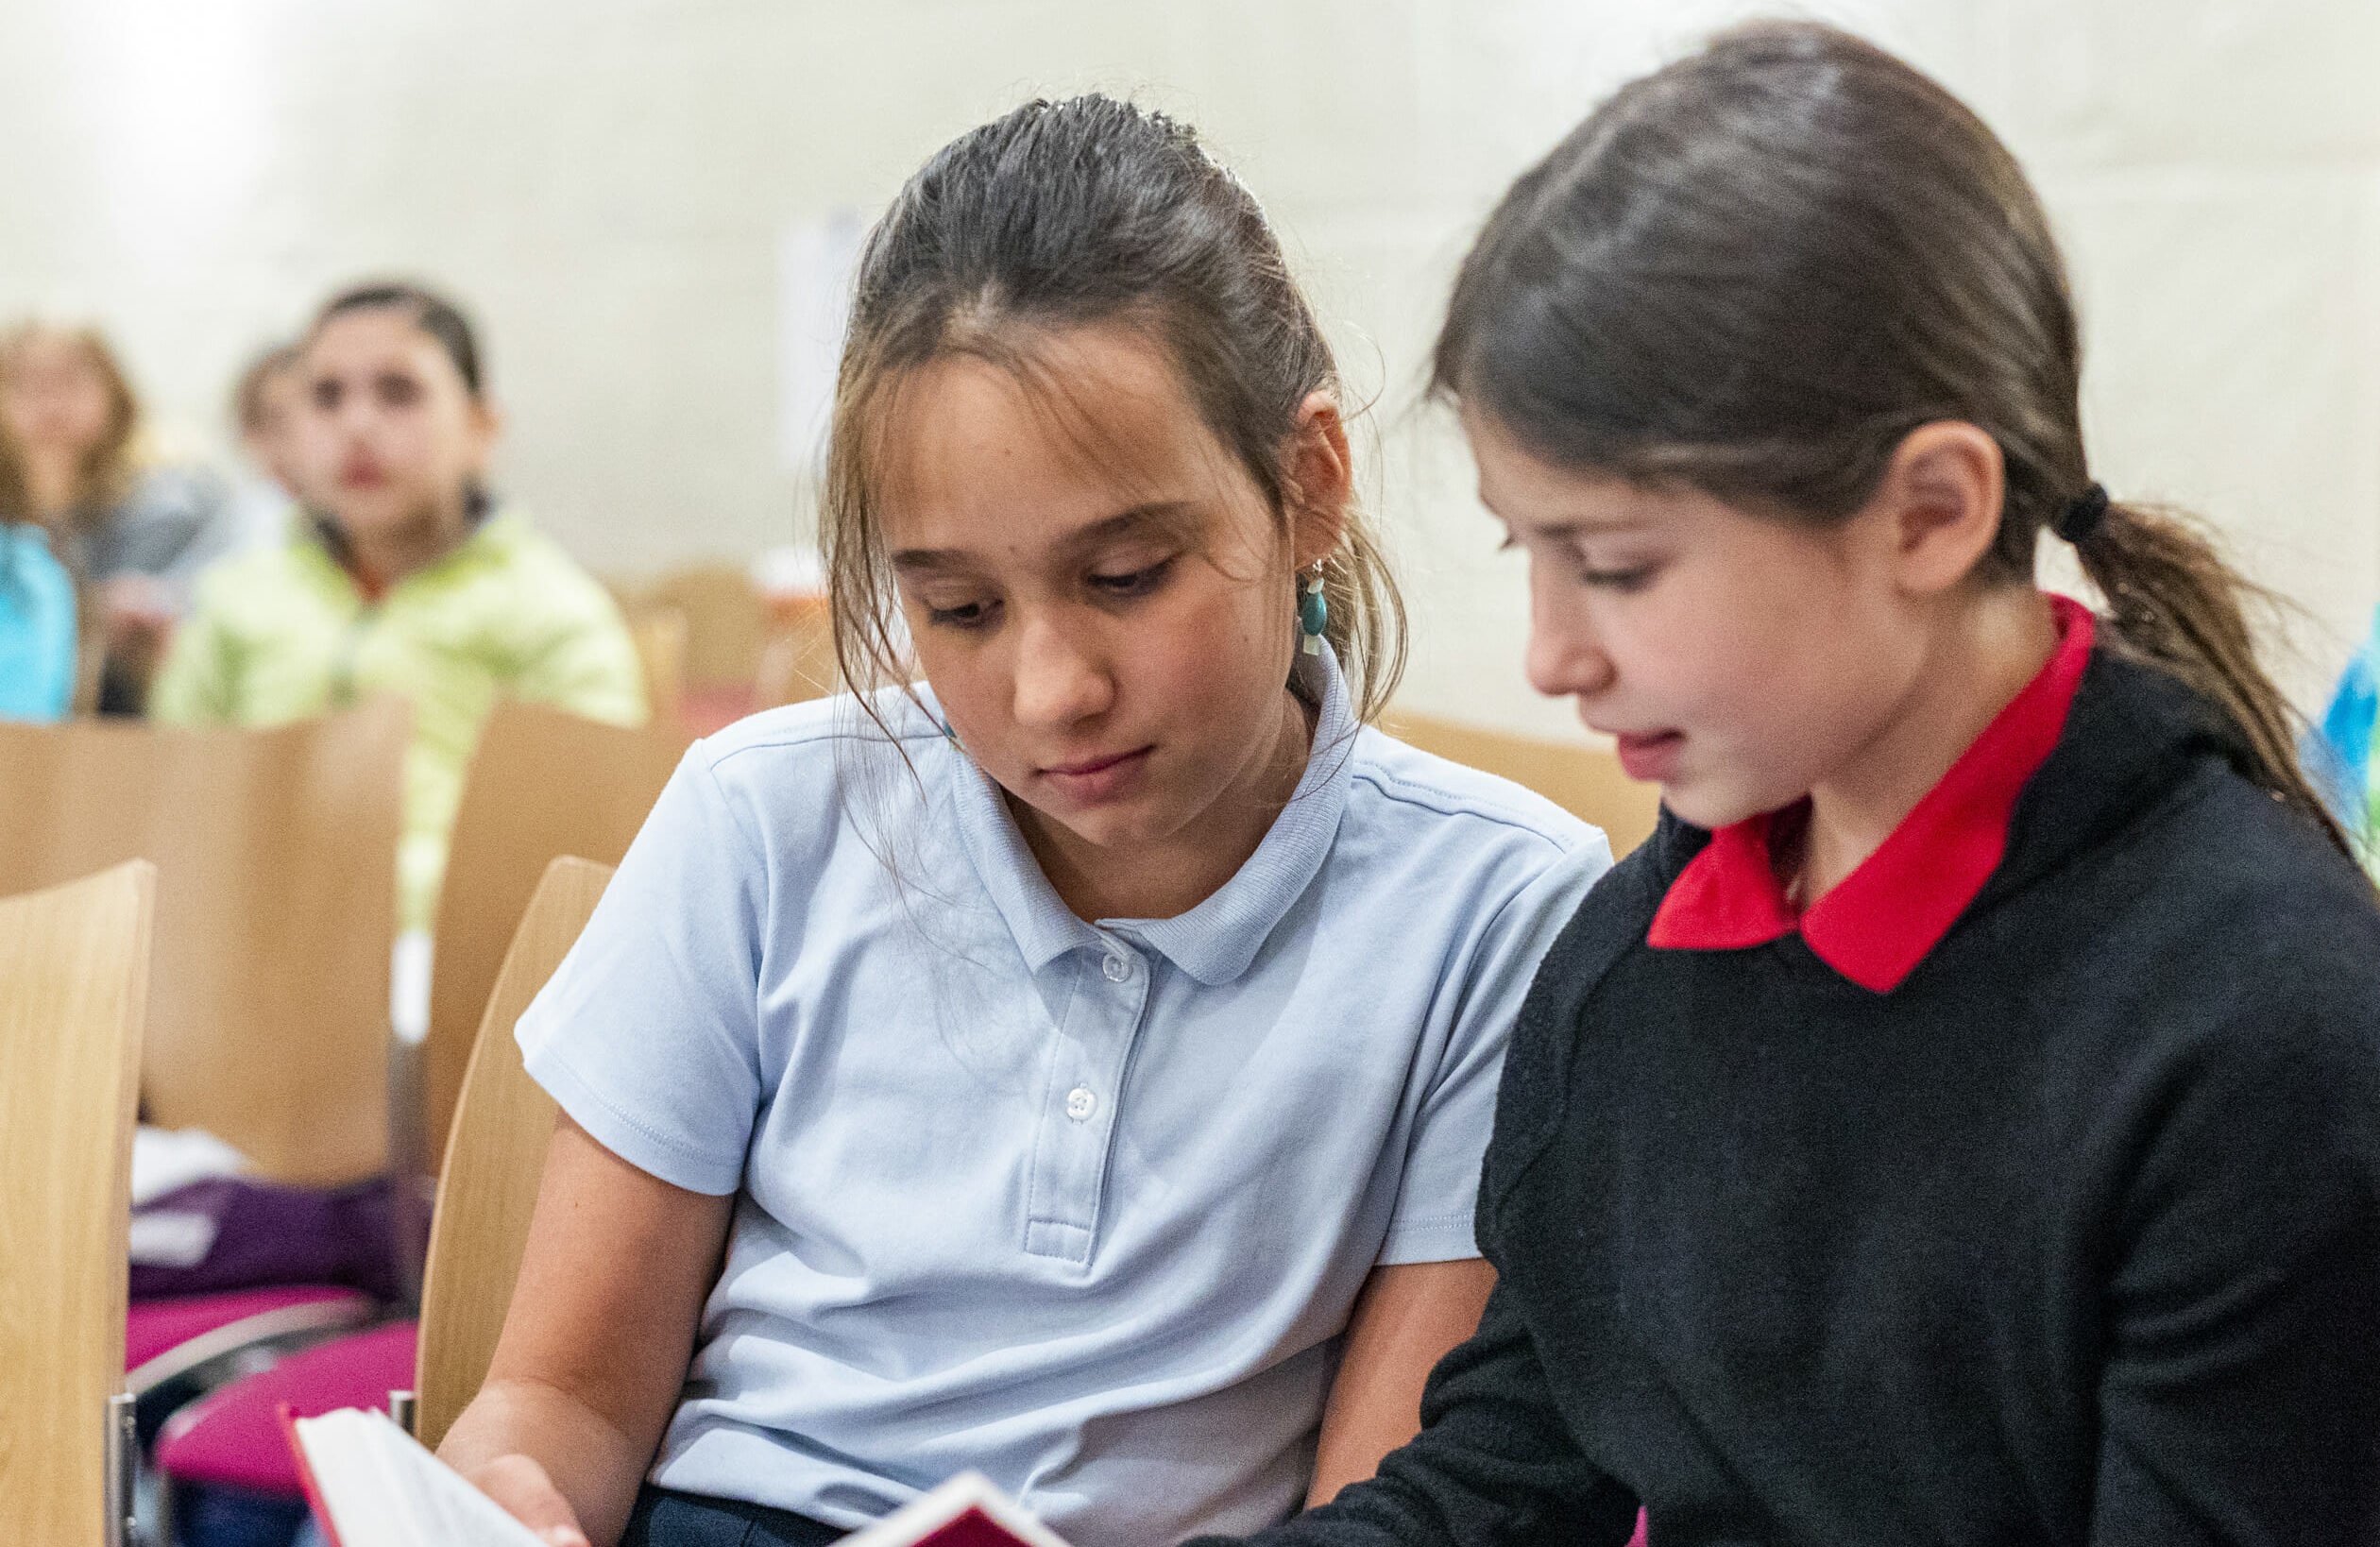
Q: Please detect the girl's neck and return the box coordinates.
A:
[1796,585,2059,904]
[22,447,87,518]
[1015,686,1315,924]
[340,499,474,593]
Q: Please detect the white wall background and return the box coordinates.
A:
[4,0,2376,734]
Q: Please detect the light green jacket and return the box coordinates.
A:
[150,510,648,929]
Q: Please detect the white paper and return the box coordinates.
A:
[130,1124,250,1205]
[128,1210,220,1266]
[295,1408,549,1547]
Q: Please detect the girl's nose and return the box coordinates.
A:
[1011,615,1114,729]
[1524,592,1616,704]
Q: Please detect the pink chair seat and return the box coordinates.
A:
[127,1285,376,1391]
[156,1319,418,1494]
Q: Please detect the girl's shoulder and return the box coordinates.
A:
[450,511,613,607]
[183,535,348,625]
[1348,722,1598,855]
[685,687,946,820]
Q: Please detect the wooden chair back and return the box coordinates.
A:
[610,564,764,689]
[753,592,840,710]
[415,857,614,1451]
[1386,711,1664,858]
[0,702,405,1184]
[626,605,689,731]
[0,861,155,1547]
[424,703,685,1166]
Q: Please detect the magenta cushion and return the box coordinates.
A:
[156,1320,419,1493]
[127,1284,373,1372]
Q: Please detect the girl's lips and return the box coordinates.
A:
[1611,729,1684,782]
[1041,745,1154,803]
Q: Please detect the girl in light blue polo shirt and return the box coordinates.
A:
[441,95,1612,1547]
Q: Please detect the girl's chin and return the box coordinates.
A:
[325,498,444,536]
[1655,776,1760,834]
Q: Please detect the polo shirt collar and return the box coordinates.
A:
[1647,594,2095,994]
[946,644,1355,987]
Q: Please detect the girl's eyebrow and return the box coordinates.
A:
[891,502,1197,573]
[1506,513,1653,541]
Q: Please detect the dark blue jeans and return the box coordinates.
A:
[620,1486,844,1547]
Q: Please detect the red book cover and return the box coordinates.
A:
[915,1504,1046,1547]
[275,1404,347,1547]
[841,1473,1073,1547]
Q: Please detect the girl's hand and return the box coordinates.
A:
[467,1453,594,1547]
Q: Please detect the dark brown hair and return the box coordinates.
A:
[0,323,142,536]
[823,94,1404,727]
[1433,21,2347,853]
[310,280,486,400]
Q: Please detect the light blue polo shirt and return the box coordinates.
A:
[516,651,1610,1547]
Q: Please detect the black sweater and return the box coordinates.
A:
[1215,652,2380,1546]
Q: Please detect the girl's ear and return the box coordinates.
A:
[1284,390,1352,567]
[1874,420,2004,596]
[463,398,505,473]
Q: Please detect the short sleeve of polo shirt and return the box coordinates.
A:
[517,745,773,1195]
[1374,836,1609,1264]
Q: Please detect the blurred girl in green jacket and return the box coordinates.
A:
[151,282,648,931]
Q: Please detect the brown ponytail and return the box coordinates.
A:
[2073,502,2349,852]
[1433,20,2350,858]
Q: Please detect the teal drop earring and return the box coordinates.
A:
[1299,562,1328,656]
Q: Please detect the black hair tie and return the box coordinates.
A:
[2054,482,2111,545]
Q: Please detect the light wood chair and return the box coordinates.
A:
[0,701,406,1184]
[414,857,615,1450]
[608,564,765,690]
[0,861,157,1547]
[626,605,689,732]
[753,591,840,710]
[422,704,685,1169]
[1386,710,1664,858]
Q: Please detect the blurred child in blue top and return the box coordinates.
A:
[2311,605,2380,874]
[0,516,74,721]
[436,96,1612,1547]
[0,322,236,711]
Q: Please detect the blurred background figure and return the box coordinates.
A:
[149,280,647,933]
[0,500,75,722]
[221,342,307,553]
[0,323,234,712]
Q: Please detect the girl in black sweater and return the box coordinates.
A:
[1195,21,2380,1547]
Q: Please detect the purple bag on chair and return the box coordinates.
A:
[129,1176,406,1302]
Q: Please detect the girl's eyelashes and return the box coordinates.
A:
[1086,555,1174,599]
[1500,528,1661,592]
[1577,561,1658,592]
[373,373,423,410]
[925,596,1000,630]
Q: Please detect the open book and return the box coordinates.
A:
[282,1405,1076,1547]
